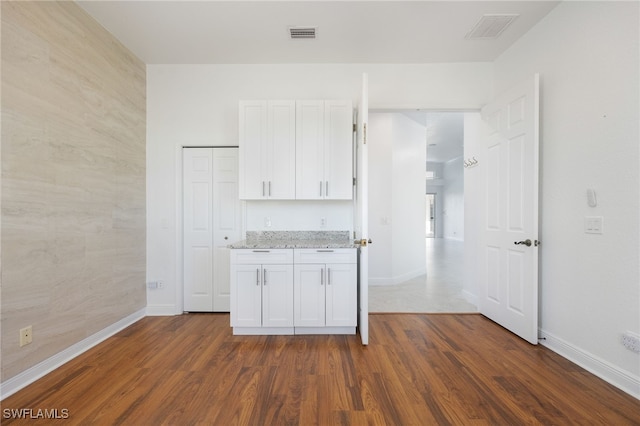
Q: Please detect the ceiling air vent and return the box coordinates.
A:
[465,14,519,39]
[289,27,317,39]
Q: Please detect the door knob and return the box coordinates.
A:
[514,239,532,247]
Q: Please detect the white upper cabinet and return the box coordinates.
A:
[296,100,353,200]
[295,100,325,200]
[239,99,352,200]
[239,100,296,200]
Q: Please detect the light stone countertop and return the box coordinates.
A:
[228,231,359,249]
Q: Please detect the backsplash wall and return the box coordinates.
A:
[244,201,354,233]
[1,2,146,382]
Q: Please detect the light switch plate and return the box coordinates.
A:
[584,216,603,234]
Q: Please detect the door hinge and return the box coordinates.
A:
[353,177,356,186]
[363,123,367,144]
[353,123,357,132]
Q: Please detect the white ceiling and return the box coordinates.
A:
[77,1,560,65]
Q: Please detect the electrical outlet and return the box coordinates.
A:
[622,331,640,353]
[148,281,164,290]
[320,217,326,228]
[20,326,33,347]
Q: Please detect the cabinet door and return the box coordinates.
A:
[262,264,294,327]
[324,100,353,200]
[325,263,357,327]
[231,264,262,327]
[294,264,326,326]
[267,101,296,199]
[295,100,325,200]
[239,101,267,199]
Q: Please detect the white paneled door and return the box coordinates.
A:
[355,73,369,345]
[184,147,241,312]
[479,75,540,344]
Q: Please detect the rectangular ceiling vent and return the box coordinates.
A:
[465,14,519,40]
[289,27,317,39]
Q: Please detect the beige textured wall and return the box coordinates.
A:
[1,2,146,381]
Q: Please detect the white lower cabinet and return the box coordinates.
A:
[293,249,357,334]
[230,247,356,335]
[230,250,294,334]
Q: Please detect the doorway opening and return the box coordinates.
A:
[368,110,477,313]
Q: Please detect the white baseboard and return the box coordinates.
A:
[0,308,146,401]
[369,267,427,286]
[539,329,640,400]
[461,290,478,308]
[146,304,179,316]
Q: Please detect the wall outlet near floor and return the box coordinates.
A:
[622,331,640,353]
[148,281,164,290]
[20,326,33,347]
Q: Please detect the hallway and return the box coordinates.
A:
[369,239,477,313]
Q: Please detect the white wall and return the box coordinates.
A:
[147,63,492,313]
[392,114,428,283]
[493,1,640,396]
[368,113,426,285]
[462,113,485,306]
[442,157,464,240]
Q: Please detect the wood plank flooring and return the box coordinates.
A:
[2,313,639,425]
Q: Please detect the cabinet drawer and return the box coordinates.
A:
[294,248,356,264]
[231,249,293,264]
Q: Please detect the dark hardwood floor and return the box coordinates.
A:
[2,313,639,425]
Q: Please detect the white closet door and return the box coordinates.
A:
[184,148,215,311]
[212,148,241,311]
[184,147,240,312]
